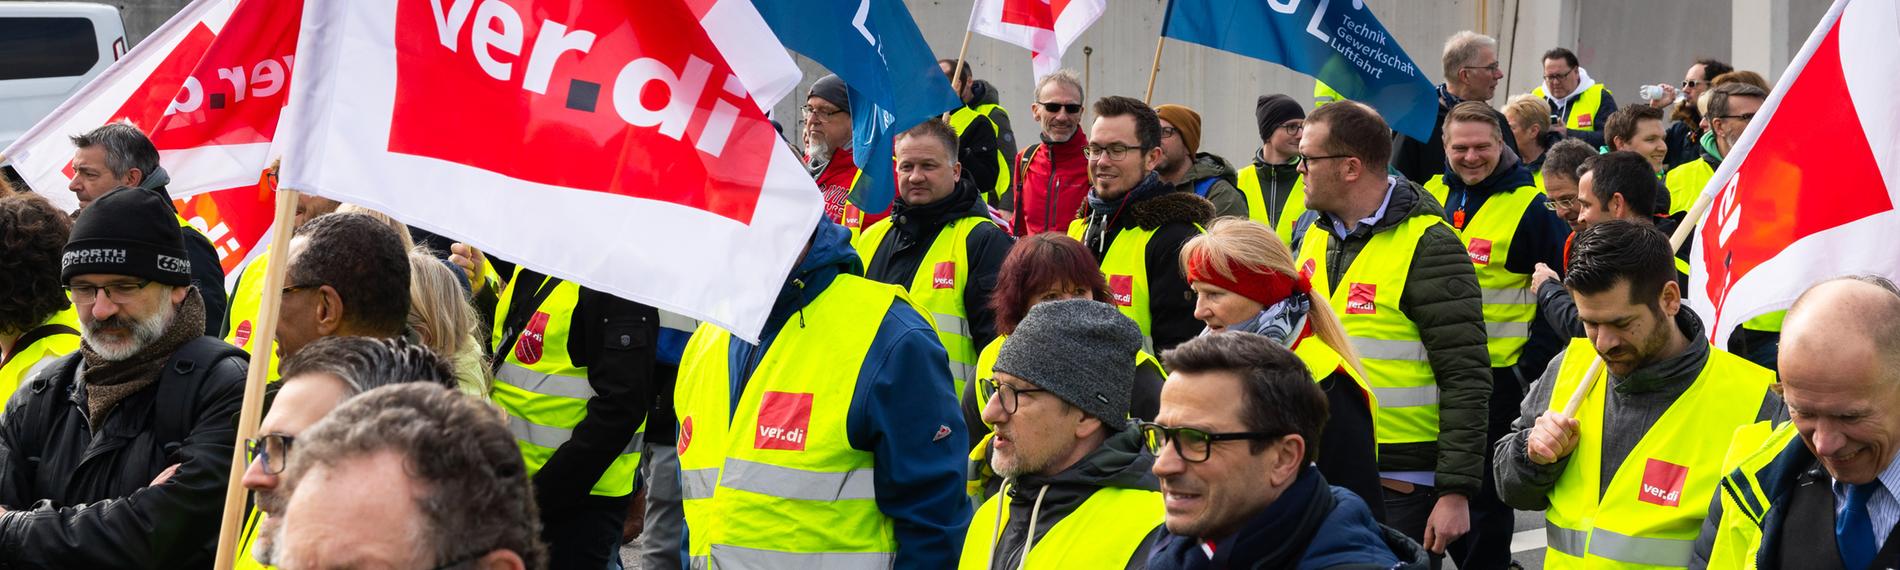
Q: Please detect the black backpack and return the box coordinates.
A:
[13,337,248,465]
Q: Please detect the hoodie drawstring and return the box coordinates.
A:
[1017,484,1051,570]
[791,278,808,328]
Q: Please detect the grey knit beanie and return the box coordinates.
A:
[993,299,1142,430]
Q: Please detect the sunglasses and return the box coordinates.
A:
[1038,101,1083,114]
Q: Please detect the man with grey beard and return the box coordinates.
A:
[0,186,249,567]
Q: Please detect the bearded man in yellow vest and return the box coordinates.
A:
[1495,220,1781,569]
[960,299,1162,569]
[1534,47,1620,149]
[1692,276,1900,570]
[675,217,972,569]
[855,118,1014,400]
[1068,96,1212,355]
[1295,101,1491,562]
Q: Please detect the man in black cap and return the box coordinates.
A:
[67,122,229,337]
[803,74,877,231]
[1238,94,1316,244]
[959,299,1164,568]
[0,186,248,567]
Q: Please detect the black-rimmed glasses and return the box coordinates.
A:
[245,433,296,475]
[64,280,153,304]
[979,377,1048,415]
[1138,421,1286,463]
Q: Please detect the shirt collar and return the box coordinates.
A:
[1832,453,1900,506]
[1330,177,1397,237]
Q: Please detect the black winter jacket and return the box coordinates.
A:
[1074,176,1216,354]
[863,178,1015,352]
[0,336,247,569]
[1309,179,1491,496]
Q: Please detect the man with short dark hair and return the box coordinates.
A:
[1496,220,1781,568]
[1540,139,1598,232]
[274,383,546,570]
[1534,47,1620,147]
[1142,332,1427,568]
[939,60,1017,208]
[1532,151,1689,342]
[1604,105,1669,175]
[66,122,228,336]
[1296,101,1490,562]
[1005,70,1091,236]
[1391,31,1520,185]
[1153,104,1247,219]
[238,336,456,568]
[1069,96,1211,354]
[1665,59,1733,169]
[275,212,412,359]
[856,118,1014,398]
[1237,94,1315,243]
[0,187,248,567]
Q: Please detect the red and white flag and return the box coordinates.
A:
[1,0,299,274]
[277,0,818,341]
[1686,0,1900,347]
[968,0,1107,80]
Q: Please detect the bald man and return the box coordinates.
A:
[1694,276,1900,569]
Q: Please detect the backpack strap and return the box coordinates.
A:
[1193,177,1216,197]
[154,336,248,460]
[0,323,78,371]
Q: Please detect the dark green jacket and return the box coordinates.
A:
[1310,178,1491,496]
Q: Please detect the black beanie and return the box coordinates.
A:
[62,186,190,286]
[809,74,850,112]
[1255,94,1307,143]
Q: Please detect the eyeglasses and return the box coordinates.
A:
[1298,153,1354,164]
[65,279,153,304]
[979,378,1049,415]
[800,105,848,122]
[1277,122,1305,135]
[1462,63,1501,74]
[1082,143,1146,161]
[1542,68,1574,82]
[281,282,322,296]
[1714,112,1758,122]
[1543,197,1579,211]
[245,433,296,475]
[1037,101,1083,115]
[1137,421,1286,463]
[1681,79,1707,89]
[1160,126,1179,139]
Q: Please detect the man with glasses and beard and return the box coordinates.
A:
[235,336,455,569]
[1142,332,1426,568]
[0,186,249,567]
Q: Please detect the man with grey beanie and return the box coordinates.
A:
[958,299,1165,569]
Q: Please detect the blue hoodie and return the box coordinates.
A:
[712,217,972,568]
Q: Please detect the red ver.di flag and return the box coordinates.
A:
[1686,0,1900,347]
[278,0,819,341]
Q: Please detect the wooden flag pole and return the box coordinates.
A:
[1559,177,1722,417]
[947,29,975,120]
[211,186,300,570]
[1144,36,1165,104]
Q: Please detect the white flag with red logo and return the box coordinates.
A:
[277,0,819,341]
[968,0,1107,79]
[1,0,298,274]
[1686,0,1900,347]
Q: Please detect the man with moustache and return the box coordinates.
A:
[0,187,249,567]
[957,300,1163,569]
[1496,221,1781,568]
[803,74,880,234]
[1004,70,1092,236]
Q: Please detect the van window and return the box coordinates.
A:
[0,18,100,81]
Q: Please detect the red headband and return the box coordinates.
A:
[1186,249,1310,307]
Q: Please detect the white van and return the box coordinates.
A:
[0,2,126,152]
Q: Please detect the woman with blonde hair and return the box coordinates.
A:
[407,249,489,396]
[1179,218,1384,520]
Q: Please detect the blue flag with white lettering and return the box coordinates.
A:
[1161,0,1438,141]
[753,0,962,216]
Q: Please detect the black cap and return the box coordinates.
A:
[809,74,850,112]
[62,186,190,286]
[1255,94,1307,143]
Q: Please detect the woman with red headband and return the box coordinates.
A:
[1180,218,1385,521]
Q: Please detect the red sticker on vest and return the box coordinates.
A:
[1639,458,1689,507]
[678,416,693,455]
[933,261,956,289]
[1346,283,1377,314]
[1467,238,1493,265]
[1578,113,1594,128]
[755,391,813,451]
[1301,258,1317,280]
[514,311,551,365]
[1110,275,1134,306]
[233,320,253,349]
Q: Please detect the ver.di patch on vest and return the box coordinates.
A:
[1110,275,1134,306]
[1467,237,1493,265]
[933,261,956,289]
[756,391,813,451]
[1347,283,1377,315]
[1639,458,1689,507]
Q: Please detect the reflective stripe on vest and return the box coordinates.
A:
[1542,338,1775,569]
[959,483,1164,569]
[674,276,911,566]
[223,248,282,383]
[0,306,80,406]
[1068,218,1204,354]
[1664,158,1713,219]
[490,269,645,496]
[1429,174,1540,367]
[1235,164,1310,245]
[1705,421,1798,569]
[1314,80,1345,107]
[949,104,1013,203]
[1297,212,1447,445]
[854,215,992,397]
[1533,83,1612,131]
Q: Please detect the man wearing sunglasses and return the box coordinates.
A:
[237,336,455,569]
[959,299,1163,569]
[1005,70,1092,237]
[1143,332,1427,569]
[0,186,249,567]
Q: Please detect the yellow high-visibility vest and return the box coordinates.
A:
[949,104,1014,205]
[1424,175,1540,367]
[959,480,1163,569]
[1533,83,1613,131]
[223,248,281,382]
[854,215,993,398]
[1235,164,1310,245]
[1704,421,1799,570]
[0,306,80,406]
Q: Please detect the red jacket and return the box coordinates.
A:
[810,147,889,231]
[1009,131,1091,236]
